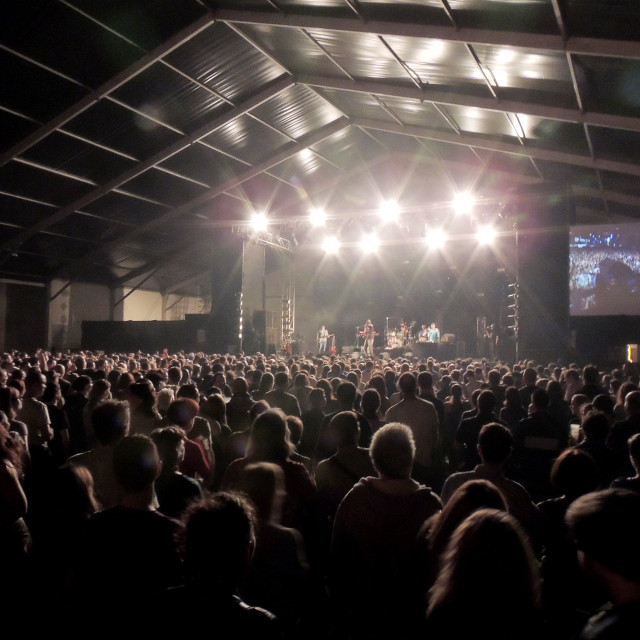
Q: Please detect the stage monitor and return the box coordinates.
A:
[570,223,640,316]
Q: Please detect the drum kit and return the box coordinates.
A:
[386,321,415,349]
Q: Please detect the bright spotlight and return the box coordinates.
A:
[308,207,326,227]
[476,225,496,245]
[378,199,400,222]
[453,192,474,215]
[251,211,268,232]
[360,233,380,254]
[426,228,446,250]
[323,236,340,254]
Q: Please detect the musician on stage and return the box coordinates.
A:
[364,319,375,356]
[427,322,440,343]
[418,324,429,342]
[318,325,330,353]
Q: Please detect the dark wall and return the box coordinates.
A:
[571,316,640,365]
[82,317,215,353]
[516,185,571,363]
[208,230,243,353]
[5,283,48,351]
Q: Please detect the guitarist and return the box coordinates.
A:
[318,325,331,353]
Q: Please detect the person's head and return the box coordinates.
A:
[570,393,589,418]
[503,386,521,408]
[629,433,640,475]
[231,377,248,395]
[309,387,326,410]
[177,382,200,402]
[449,383,463,402]
[51,465,99,517]
[546,379,563,403]
[361,388,380,418]
[477,423,512,465]
[88,379,111,404]
[624,390,640,417]
[582,364,600,385]
[428,509,540,622]
[370,422,415,479]
[294,373,308,389]
[530,388,549,411]
[151,426,186,473]
[336,381,357,408]
[330,411,361,448]
[417,371,433,392]
[249,400,269,421]
[592,394,614,417]
[429,480,507,557]
[127,381,156,413]
[41,380,62,405]
[477,390,496,415]
[286,415,303,446]
[91,400,129,446]
[274,371,289,389]
[566,489,640,587]
[201,393,226,422]
[156,388,174,416]
[72,374,92,396]
[0,385,19,418]
[180,492,256,591]
[168,366,182,386]
[523,367,537,386]
[113,434,160,493]
[398,372,417,396]
[24,368,46,398]
[550,448,600,499]
[581,410,610,443]
[236,462,285,524]
[166,398,199,432]
[247,409,293,462]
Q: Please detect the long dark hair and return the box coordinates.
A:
[428,509,540,633]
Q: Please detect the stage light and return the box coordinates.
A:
[476,225,496,245]
[323,236,340,254]
[251,211,268,232]
[360,233,380,254]
[453,192,474,215]
[378,199,400,223]
[308,207,326,227]
[426,228,446,250]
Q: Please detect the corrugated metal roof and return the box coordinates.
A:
[2,0,640,291]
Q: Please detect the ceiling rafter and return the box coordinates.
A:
[214,9,640,59]
[162,270,213,296]
[0,13,216,168]
[1,76,294,253]
[297,74,640,133]
[51,117,350,278]
[352,116,640,178]
[114,242,208,286]
[61,0,343,181]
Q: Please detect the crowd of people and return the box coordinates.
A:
[1,347,640,638]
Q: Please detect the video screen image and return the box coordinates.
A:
[570,223,640,316]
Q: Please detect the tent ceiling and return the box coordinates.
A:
[2,0,640,294]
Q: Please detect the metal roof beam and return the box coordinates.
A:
[0,76,294,253]
[214,9,640,59]
[352,117,640,178]
[162,271,212,296]
[573,187,640,210]
[51,117,350,277]
[297,74,640,133]
[113,243,205,286]
[0,13,215,168]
